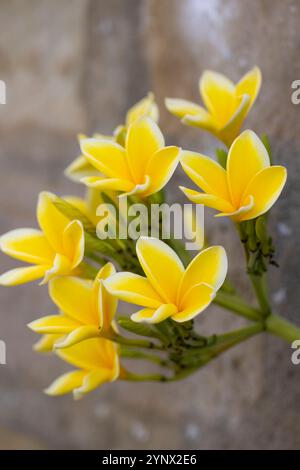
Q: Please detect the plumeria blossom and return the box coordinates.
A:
[28,263,117,349]
[45,338,119,399]
[105,237,227,323]
[80,117,181,198]
[180,130,287,222]
[165,67,261,146]
[65,93,159,182]
[0,192,84,286]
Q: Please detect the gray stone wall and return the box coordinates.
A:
[0,0,299,449]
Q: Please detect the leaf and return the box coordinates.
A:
[261,133,273,164]
[117,316,162,340]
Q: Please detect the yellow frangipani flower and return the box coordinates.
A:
[180,130,287,222]
[105,237,227,323]
[65,93,159,182]
[165,67,261,146]
[45,337,119,399]
[33,334,63,353]
[28,263,117,349]
[0,192,84,286]
[80,117,181,197]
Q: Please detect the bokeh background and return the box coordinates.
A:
[0,0,300,449]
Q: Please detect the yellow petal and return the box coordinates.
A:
[126,117,164,184]
[104,272,163,308]
[81,139,131,180]
[73,369,116,400]
[33,334,62,353]
[181,151,230,200]
[178,246,227,301]
[144,146,181,196]
[165,98,205,118]
[126,92,159,125]
[49,277,96,325]
[120,175,151,198]
[180,187,234,213]
[131,303,177,324]
[57,338,118,372]
[218,94,251,146]
[41,254,72,284]
[238,166,287,221]
[200,70,236,126]
[215,194,254,220]
[0,264,47,286]
[94,263,117,331]
[0,228,54,265]
[173,283,215,322]
[136,237,184,304]
[28,314,79,334]
[54,325,100,349]
[236,66,262,108]
[63,220,84,268]
[182,109,217,133]
[45,370,87,396]
[65,155,100,182]
[81,176,134,192]
[37,192,69,253]
[227,130,270,206]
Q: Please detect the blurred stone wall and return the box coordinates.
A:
[0,0,300,449]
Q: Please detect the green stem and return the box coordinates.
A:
[266,313,300,343]
[111,334,164,351]
[249,273,271,315]
[122,371,167,382]
[214,291,261,321]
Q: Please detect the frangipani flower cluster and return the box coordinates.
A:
[0,72,293,400]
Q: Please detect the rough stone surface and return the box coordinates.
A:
[0,0,300,449]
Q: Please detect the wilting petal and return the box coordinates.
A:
[81,139,131,180]
[65,155,100,182]
[144,146,181,196]
[136,237,184,304]
[236,66,262,108]
[49,277,96,325]
[173,283,215,322]
[200,71,236,126]
[131,304,177,324]
[28,314,79,334]
[178,246,227,301]
[181,151,230,199]
[180,187,234,213]
[33,334,62,353]
[227,130,270,206]
[0,264,47,286]
[238,166,287,221]
[45,370,87,396]
[126,117,164,183]
[63,220,84,268]
[165,98,205,118]
[104,272,163,309]
[37,192,69,253]
[0,229,54,265]
[54,325,100,349]
[73,369,116,400]
[126,92,159,125]
[81,176,134,192]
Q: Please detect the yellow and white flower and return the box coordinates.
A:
[28,263,117,349]
[0,192,84,286]
[45,338,119,399]
[166,67,261,146]
[105,237,227,323]
[65,93,159,182]
[180,130,287,222]
[80,117,181,198]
